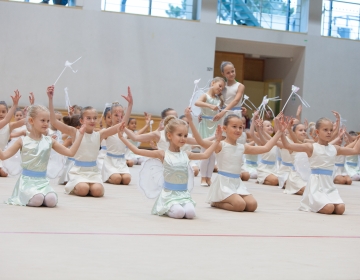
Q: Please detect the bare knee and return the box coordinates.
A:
[245,201,257,212]
[318,204,335,215]
[241,172,250,182]
[264,176,278,186]
[74,183,90,197]
[346,177,352,185]
[126,160,134,167]
[90,184,104,197]
[334,176,346,185]
[233,198,246,212]
[334,204,345,215]
[108,174,122,185]
[192,166,199,177]
[121,174,131,185]
[295,187,305,195]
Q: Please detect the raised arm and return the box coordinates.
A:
[280,132,313,157]
[135,113,151,135]
[124,127,160,143]
[52,125,85,156]
[118,122,164,160]
[249,111,263,146]
[336,135,360,156]
[195,93,220,111]
[47,85,77,138]
[185,107,214,149]
[0,138,23,160]
[330,110,340,140]
[0,90,21,130]
[188,125,222,160]
[120,86,133,125]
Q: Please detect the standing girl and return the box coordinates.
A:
[281,117,360,214]
[1,105,85,207]
[117,115,222,219]
[195,77,225,186]
[186,108,286,212]
[47,85,132,197]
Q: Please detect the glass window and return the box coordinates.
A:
[217,0,303,32]
[11,0,76,6]
[322,0,360,40]
[102,0,199,20]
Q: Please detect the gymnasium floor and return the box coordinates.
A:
[0,166,359,280]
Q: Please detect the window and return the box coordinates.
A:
[322,0,360,40]
[217,0,303,32]
[102,0,199,20]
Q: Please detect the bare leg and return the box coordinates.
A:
[192,166,199,177]
[334,175,347,185]
[89,183,104,197]
[241,195,257,212]
[333,204,345,215]
[121,173,131,185]
[43,193,58,207]
[107,173,122,185]
[0,167,8,177]
[318,204,335,215]
[263,174,279,186]
[241,172,250,182]
[211,194,246,212]
[126,160,134,167]
[73,183,90,196]
[295,187,305,195]
[27,194,44,207]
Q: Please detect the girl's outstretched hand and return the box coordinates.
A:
[253,110,259,119]
[278,117,288,132]
[184,107,193,122]
[47,85,55,99]
[29,92,35,105]
[144,112,152,125]
[121,86,133,104]
[117,122,126,135]
[304,118,309,131]
[332,110,340,120]
[215,125,222,141]
[79,124,86,135]
[11,90,21,106]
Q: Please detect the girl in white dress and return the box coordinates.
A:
[344,131,360,181]
[1,105,85,207]
[47,85,131,197]
[118,115,222,219]
[186,108,286,212]
[281,117,360,215]
[101,100,132,185]
[195,77,224,186]
[330,131,352,185]
[97,107,111,171]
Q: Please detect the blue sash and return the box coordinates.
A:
[22,169,46,178]
[106,152,125,158]
[346,161,358,167]
[164,181,187,191]
[335,163,344,167]
[201,115,214,120]
[311,168,333,176]
[281,161,294,168]
[246,160,257,165]
[218,171,239,178]
[74,160,97,167]
[260,159,276,165]
[101,146,107,150]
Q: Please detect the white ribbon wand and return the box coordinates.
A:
[54,56,82,85]
[64,87,72,115]
[281,85,310,112]
[188,79,201,107]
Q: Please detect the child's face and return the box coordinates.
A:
[222,64,236,81]
[223,117,243,140]
[180,117,189,125]
[316,121,333,142]
[241,117,246,129]
[167,125,188,147]
[212,80,225,95]
[14,111,24,121]
[0,105,8,120]
[105,111,112,127]
[30,111,50,134]
[80,109,97,132]
[263,120,274,135]
[111,107,124,125]
[165,110,178,118]
[295,124,307,141]
[128,119,137,131]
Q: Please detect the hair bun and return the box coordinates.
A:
[163,115,176,127]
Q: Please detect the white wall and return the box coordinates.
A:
[1,0,360,130]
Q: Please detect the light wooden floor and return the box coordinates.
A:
[0,166,359,280]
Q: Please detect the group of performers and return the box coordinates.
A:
[1,61,359,218]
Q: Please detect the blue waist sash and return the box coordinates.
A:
[164,181,187,191]
[346,161,358,167]
[230,106,241,111]
[260,159,276,165]
[218,170,240,178]
[106,152,125,159]
[22,169,46,178]
[74,160,97,167]
[68,157,75,161]
[201,115,214,120]
[277,157,282,162]
[246,160,257,165]
[281,161,294,168]
[101,146,107,150]
[311,168,333,176]
[335,163,345,167]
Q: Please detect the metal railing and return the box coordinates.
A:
[217,0,303,32]
[322,0,360,40]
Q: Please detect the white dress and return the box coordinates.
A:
[257,146,279,184]
[284,151,307,195]
[65,131,103,194]
[237,132,248,174]
[102,134,130,182]
[278,145,294,188]
[0,124,10,170]
[58,136,74,185]
[344,155,360,177]
[299,143,343,212]
[207,141,250,203]
[222,82,243,116]
[333,155,348,179]
[96,138,107,170]
[47,128,65,179]
[151,150,195,216]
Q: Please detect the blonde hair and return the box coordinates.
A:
[211,77,225,108]
[163,115,188,142]
[26,105,49,130]
[315,117,332,129]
